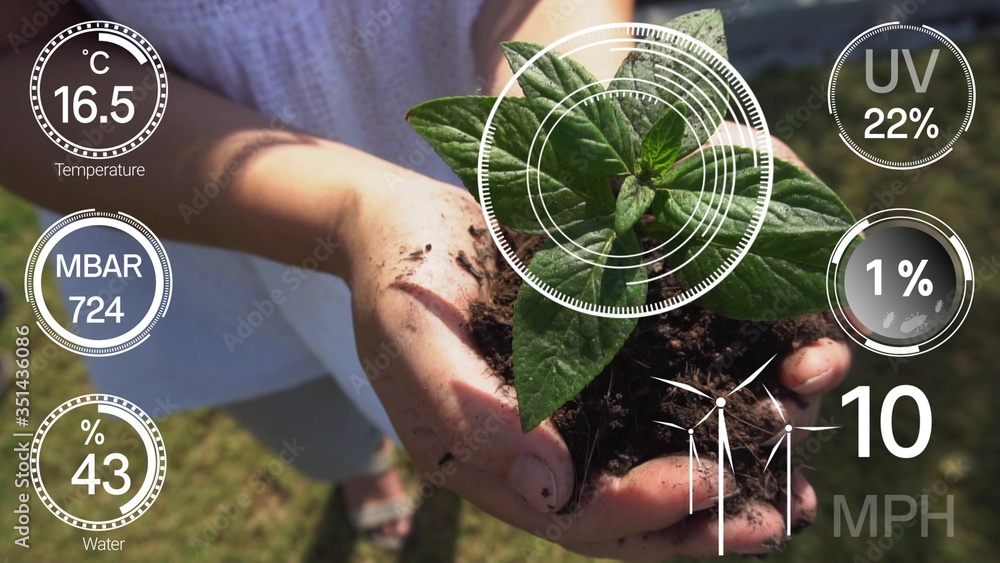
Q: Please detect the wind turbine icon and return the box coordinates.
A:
[652,353,778,556]
[760,385,840,536]
[654,408,715,514]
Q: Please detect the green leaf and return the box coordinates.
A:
[513,218,645,430]
[612,9,729,158]
[614,176,655,235]
[661,9,728,56]
[407,96,614,235]
[654,146,855,319]
[502,41,634,175]
[673,246,833,321]
[406,95,490,195]
[639,103,687,177]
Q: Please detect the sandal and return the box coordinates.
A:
[344,441,415,551]
[348,498,414,551]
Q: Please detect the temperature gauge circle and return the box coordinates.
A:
[30,21,168,159]
[29,394,167,531]
[826,208,974,357]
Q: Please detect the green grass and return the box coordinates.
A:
[2,40,999,562]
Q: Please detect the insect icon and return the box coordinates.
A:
[935,299,943,313]
[882,311,896,329]
[900,312,928,334]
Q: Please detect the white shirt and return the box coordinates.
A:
[47,0,485,439]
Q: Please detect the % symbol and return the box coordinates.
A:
[80,419,105,445]
[910,107,938,139]
[899,259,933,297]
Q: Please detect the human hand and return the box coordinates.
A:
[347,173,850,559]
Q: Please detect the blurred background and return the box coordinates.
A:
[2,0,998,561]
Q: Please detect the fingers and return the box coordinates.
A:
[391,391,813,557]
[789,471,818,530]
[372,286,575,513]
[397,444,739,545]
[778,338,851,395]
[565,502,788,560]
[569,475,818,561]
[360,188,574,514]
[569,455,734,538]
[386,402,737,545]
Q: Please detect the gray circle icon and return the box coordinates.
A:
[827,209,973,357]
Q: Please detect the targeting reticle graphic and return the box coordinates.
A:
[478,23,774,318]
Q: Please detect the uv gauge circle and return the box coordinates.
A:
[827,22,975,170]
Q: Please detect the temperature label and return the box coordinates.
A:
[29,394,166,531]
[24,210,172,356]
[827,23,976,170]
[827,209,974,357]
[30,21,168,159]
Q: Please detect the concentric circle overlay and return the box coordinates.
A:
[30,394,167,531]
[827,23,976,170]
[24,210,172,356]
[30,21,168,159]
[826,209,974,357]
[479,23,774,318]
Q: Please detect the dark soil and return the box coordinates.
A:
[467,231,843,524]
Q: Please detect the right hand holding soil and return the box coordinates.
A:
[347,174,851,560]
